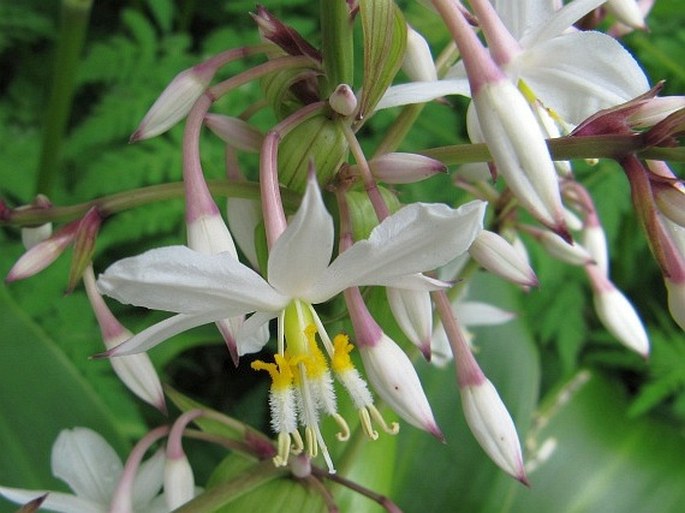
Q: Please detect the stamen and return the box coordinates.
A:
[359,408,379,440]
[274,431,292,467]
[333,413,351,441]
[369,405,400,435]
[291,430,304,455]
[305,425,318,457]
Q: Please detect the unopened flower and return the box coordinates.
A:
[329,84,358,117]
[461,378,528,484]
[605,0,647,30]
[204,114,264,152]
[367,152,446,184]
[536,229,595,266]
[469,230,538,287]
[387,288,433,358]
[0,428,167,513]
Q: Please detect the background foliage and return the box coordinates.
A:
[1,1,684,512]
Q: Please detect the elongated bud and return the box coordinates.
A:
[587,266,650,356]
[6,220,79,282]
[329,84,358,116]
[460,378,528,484]
[530,228,595,266]
[606,0,647,30]
[469,230,538,287]
[653,182,685,228]
[67,207,102,293]
[131,64,215,142]
[164,411,201,509]
[83,267,166,412]
[403,26,437,82]
[387,288,433,359]
[251,5,321,61]
[368,152,446,184]
[665,278,685,331]
[205,114,264,152]
[583,224,610,275]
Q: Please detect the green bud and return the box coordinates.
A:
[278,114,349,193]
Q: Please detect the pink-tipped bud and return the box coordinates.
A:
[606,0,647,30]
[364,153,446,184]
[665,278,685,331]
[164,454,195,510]
[587,268,650,356]
[403,26,437,82]
[67,207,102,293]
[329,84,358,117]
[359,332,443,439]
[469,230,539,287]
[131,64,215,142]
[204,114,264,152]
[653,182,685,228]
[6,222,78,282]
[387,288,433,359]
[536,229,595,266]
[250,5,321,62]
[460,378,528,484]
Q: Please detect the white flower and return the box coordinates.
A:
[0,428,166,513]
[96,176,486,358]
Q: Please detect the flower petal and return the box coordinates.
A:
[520,0,605,48]
[376,79,471,110]
[0,487,104,513]
[519,31,649,123]
[51,428,122,505]
[237,311,275,356]
[268,174,334,298]
[308,201,485,303]
[132,449,165,508]
[98,246,287,315]
[106,312,228,357]
[458,301,516,327]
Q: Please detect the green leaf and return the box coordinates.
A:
[0,283,128,510]
[508,371,685,513]
[357,0,407,120]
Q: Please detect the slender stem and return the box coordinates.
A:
[3,180,300,227]
[320,0,354,95]
[35,0,93,196]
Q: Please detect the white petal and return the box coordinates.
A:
[520,0,606,48]
[376,79,471,110]
[51,428,122,505]
[98,246,287,315]
[107,312,228,356]
[132,449,165,508]
[493,0,557,40]
[110,350,165,411]
[310,201,485,303]
[387,288,433,351]
[227,198,262,269]
[0,487,105,513]
[519,31,649,123]
[237,311,275,356]
[268,175,334,298]
[458,301,516,327]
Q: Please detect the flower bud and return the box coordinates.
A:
[21,223,53,250]
[366,152,446,184]
[606,0,647,30]
[164,454,195,510]
[329,84,358,117]
[131,63,215,142]
[653,182,685,228]
[204,114,264,152]
[469,230,539,287]
[582,224,610,276]
[67,207,102,293]
[665,278,685,331]
[460,378,528,483]
[6,222,78,282]
[403,26,437,82]
[537,230,595,266]
[387,288,433,359]
[359,332,443,440]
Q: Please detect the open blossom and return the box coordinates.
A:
[97,175,486,470]
[0,428,167,513]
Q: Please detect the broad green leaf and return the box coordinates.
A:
[508,371,685,513]
[0,283,127,512]
[358,0,407,120]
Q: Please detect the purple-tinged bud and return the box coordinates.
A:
[84,267,167,413]
[469,230,539,287]
[250,5,321,62]
[164,411,201,510]
[14,493,47,513]
[387,288,433,359]
[606,0,647,30]
[204,114,264,152]
[653,182,685,228]
[460,378,528,484]
[403,26,437,82]
[609,0,655,36]
[528,227,595,266]
[67,207,102,293]
[6,220,79,282]
[329,84,358,117]
[366,152,446,184]
[586,266,650,356]
[131,64,215,142]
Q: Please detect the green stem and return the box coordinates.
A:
[320,0,354,96]
[35,0,93,196]
[3,180,301,227]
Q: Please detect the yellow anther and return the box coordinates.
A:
[274,431,292,467]
[251,353,293,390]
[305,426,318,457]
[359,408,379,440]
[369,405,400,435]
[303,324,329,378]
[291,430,304,455]
[331,334,355,373]
[333,413,351,441]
